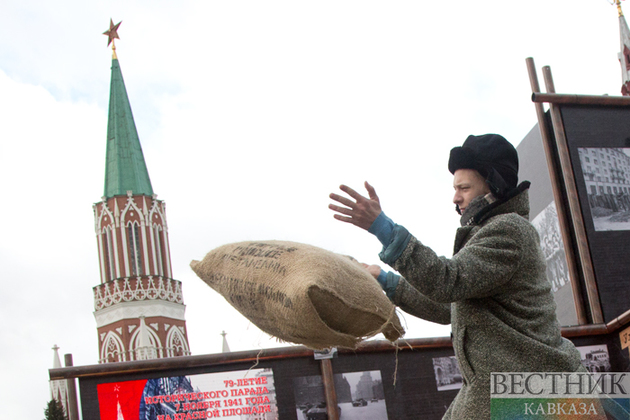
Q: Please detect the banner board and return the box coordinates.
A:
[96,368,277,420]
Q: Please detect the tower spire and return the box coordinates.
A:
[52,344,62,369]
[221,331,231,353]
[102,20,152,198]
[49,345,70,417]
[104,55,153,197]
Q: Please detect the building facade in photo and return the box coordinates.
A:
[578,147,630,212]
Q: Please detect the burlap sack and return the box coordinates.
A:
[190,240,404,349]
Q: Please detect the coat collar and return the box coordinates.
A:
[459,181,531,227]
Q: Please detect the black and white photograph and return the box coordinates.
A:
[530,200,579,326]
[432,356,463,391]
[293,371,388,420]
[531,201,571,293]
[577,344,611,373]
[577,148,630,231]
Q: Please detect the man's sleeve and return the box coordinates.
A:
[379,216,523,302]
[392,276,452,325]
[370,214,451,324]
[368,212,413,263]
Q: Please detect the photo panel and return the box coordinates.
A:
[577,344,611,373]
[559,105,630,323]
[531,202,571,293]
[517,125,579,326]
[431,356,462,392]
[292,370,388,420]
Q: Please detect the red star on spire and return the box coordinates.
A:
[103,19,122,47]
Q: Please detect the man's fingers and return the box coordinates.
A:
[339,184,367,202]
[328,204,354,216]
[364,181,379,202]
[329,193,357,209]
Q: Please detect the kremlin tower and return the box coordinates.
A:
[92,21,190,363]
[49,345,71,415]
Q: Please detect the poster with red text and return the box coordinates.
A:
[97,368,277,420]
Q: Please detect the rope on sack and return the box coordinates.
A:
[246,348,264,375]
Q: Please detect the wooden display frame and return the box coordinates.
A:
[527,57,630,325]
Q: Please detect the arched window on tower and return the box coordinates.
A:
[127,222,143,276]
[102,227,116,282]
[153,224,164,276]
[101,332,125,363]
[166,326,190,357]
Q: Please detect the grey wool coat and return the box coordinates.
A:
[380,183,583,419]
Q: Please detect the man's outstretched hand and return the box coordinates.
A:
[329,181,382,231]
[361,263,382,280]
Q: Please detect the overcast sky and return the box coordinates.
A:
[0,1,627,418]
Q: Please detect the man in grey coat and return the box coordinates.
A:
[329,134,585,419]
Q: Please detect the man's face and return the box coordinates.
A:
[453,169,490,214]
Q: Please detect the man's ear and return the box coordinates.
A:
[485,167,509,198]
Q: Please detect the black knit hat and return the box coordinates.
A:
[448,134,519,198]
